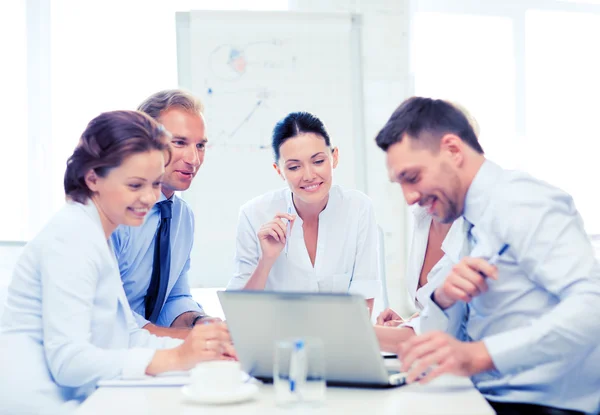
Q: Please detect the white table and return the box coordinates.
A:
[77,374,494,415]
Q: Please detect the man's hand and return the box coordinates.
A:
[433,257,498,310]
[397,331,494,384]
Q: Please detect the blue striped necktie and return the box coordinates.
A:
[145,200,172,323]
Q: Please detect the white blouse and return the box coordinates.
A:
[403,206,468,334]
[0,201,181,414]
[227,185,381,299]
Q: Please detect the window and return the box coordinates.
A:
[412,2,600,235]
[412,12,517,169]
[525,10,600,234]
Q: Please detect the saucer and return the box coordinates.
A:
[182,383,259,405]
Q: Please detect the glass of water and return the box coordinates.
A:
[273,337,326,407]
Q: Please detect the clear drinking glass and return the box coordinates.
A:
[273,337,326,407]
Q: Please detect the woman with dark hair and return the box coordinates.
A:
[0,111,233,414]
[227,112,380,312]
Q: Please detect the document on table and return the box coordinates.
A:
[97,370,258,387]
[97,371,190,387]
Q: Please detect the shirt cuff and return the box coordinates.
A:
[399,316,421,335]
[121,348,156,379]
[348,279,381,300]
[419,293,464,335]
[157,297,204,327]
[226,276,248,291]
[133,311,150,329]
[483,326,539,375]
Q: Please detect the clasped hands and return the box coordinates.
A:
[177,321,237,370]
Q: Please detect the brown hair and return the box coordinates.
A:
[64,110,171,203]
[375,97,484,154]
[137,89,204,121]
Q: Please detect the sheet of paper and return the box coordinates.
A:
[97,371,190,387]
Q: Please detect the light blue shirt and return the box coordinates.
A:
[0,201,181,414]
[421,160,600,414]
[111,193,203,328]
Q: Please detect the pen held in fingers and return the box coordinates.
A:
[285,206,292,256]
[479,243,509,279]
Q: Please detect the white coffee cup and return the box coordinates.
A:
[189,361,243,395]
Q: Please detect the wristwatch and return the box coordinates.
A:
[191,315,207,327]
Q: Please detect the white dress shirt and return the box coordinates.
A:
[227,185,381,299]
[0,201,181,414]
[420,160,600,414]
[402,206,467,334]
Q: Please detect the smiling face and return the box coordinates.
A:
[386,135,466,224]
[87,150,165,237]
[274,132,338,207]
[158,107,207,198]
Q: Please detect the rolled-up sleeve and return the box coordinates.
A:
[348,201,381,299]
[157,257,203,327]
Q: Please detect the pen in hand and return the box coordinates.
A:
[285,206,292,257]
[481,243,510,278]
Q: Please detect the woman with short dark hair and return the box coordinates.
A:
[227,112,381,313]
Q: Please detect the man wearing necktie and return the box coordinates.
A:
[144,199,173,323]
[376,97,600,415]
[111,90,225,343]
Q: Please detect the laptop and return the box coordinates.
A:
[218,291,406,388]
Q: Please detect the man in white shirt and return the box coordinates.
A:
[375,96,600,415]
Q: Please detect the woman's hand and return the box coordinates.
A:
[376,308,404,327]
[145,322,237,375]
[257,212,296,261]
[376,309,419,327]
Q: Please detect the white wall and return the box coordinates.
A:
[0,0,416,315]
[289,0,414,314]
[0,242,25,289]
[5,0,600,316]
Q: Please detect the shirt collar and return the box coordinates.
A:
[463,159,503,227]
[79,199,103,228]
[286,185,341,217]
[440,216,465,260]
[76,199,110,241]
[156,192,176,209]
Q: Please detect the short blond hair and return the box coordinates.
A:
[138,89,204,121]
